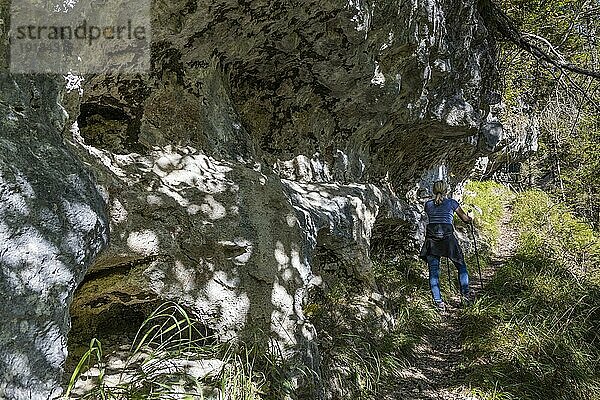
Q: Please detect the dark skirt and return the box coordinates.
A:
[419,223,465,265]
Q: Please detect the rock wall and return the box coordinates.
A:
[0,74,109,399]
[0,0,511,398]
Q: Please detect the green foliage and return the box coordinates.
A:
[511,190,600,271]
[462,181,512,246]
[462,189,600,400]
[497,0,599,105]
[496,0,600,228]
[545,110,600,227]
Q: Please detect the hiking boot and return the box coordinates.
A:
[461,290,476,305]
[434,301,447,312]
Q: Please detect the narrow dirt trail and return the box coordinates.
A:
[388,202,518,400]
[386,306,474,400]
[490,203,518,265]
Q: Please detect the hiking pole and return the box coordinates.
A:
[470,222,483,290]
[446,257,452,293]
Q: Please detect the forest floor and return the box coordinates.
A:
[386,203,517,400]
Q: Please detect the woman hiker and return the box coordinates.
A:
[419,180,474,311]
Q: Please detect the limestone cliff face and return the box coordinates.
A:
[77,0,500,187]
[0,74,109,399]
[1,0,506,398]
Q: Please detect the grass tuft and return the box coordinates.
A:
[65,302,310,399]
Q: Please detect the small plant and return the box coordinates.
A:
[64,338,107,399]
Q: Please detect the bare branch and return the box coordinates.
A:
[522,33,567,62]
[478,0,600,80]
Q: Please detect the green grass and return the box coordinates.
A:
[307,258,440,399]
[64,338,105,399]
[461,188,600,400]
[65,302,308,400]
[511,189,600,273]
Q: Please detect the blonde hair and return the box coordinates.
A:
[433,180,447,206]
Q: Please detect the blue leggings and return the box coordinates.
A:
[427,255,469,302]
